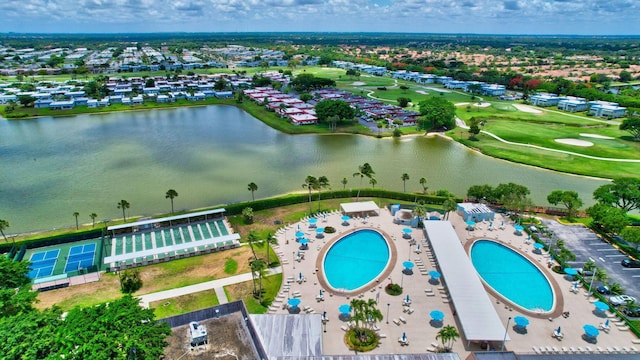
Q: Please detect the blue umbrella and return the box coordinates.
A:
[297,224,300,231]
[416,244,421,252]
[316,227,324,234]
[299,272,303,281]
[319,289,324,296]
[514,316,529,327]
[514,225,524,232]
[583,324,599,337]
[465,220,476,228]
[604,319,610,327]
[430,310,444,321]
[429,270,441,279]
[339,304,351,314]
[594,301,609,312]
[288,298,301,308]
[533,243,544,249]
[323,213,327,220]
[341,215,351,221]
[299,238,309,245]
[564,268,578,276]
[295,231,305,238]
[403,228,412,234]
[401,332,407,342]
[405,294,411,303]
[309,218,317,225]
[403,261,414,270]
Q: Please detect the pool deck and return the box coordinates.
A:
[271,207,640,357]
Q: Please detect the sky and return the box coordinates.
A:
[0,0,639,35]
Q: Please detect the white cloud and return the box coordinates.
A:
[0,0,638,34]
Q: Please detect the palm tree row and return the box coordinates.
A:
[302,175,330,214]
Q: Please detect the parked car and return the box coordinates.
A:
[609,295,637,306]
[577,268,594,277]
[622,306,640,318]
[597,285,610,295]
[621,258,640,268]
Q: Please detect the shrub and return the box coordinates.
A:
[324,226,336,234]
[345,328,379,352]
[385,283,403,296]
[119,269,143,293]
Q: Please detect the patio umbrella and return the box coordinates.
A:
[533,243,545,249]
[465,220,476,229]
[583,324,599,338]
[416,244,421,252]
[295,231,305,238]
[288,298,301,309]
[322,311,327,320]
[430,310,445,321]
[341,215,351,222]
[594,301,609,312]
[514,316,529,327]
[299,238,309,245]
[299,272,303,281]
[309,218,317,226]
[556,326,561,334]
[297,224,300,231]
[604,319,610,327]
[401,332,407,342]
[514,225,524,232]
[564,268,578,276]
[405,294,411,303]
[429,270,441,279]
[403,228,413,234]
[402,261,414,270]
[319,289,324,297]
[316,227,324,234]
[323,213,327,220]
[339,304,351,314]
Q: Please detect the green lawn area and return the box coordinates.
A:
[225,273,283,314]
[150,289,219,319]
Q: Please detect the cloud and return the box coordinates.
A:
[503,1,520,11]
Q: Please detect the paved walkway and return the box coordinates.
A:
[137,266,283,308]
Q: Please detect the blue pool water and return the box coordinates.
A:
[471,240,554,312]
[323,229,390,291]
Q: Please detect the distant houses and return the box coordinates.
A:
[529,93,627,118]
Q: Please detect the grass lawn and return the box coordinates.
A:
[150,289,219,319]
[225,273,283,314]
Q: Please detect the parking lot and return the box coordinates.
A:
[541,219,640,302]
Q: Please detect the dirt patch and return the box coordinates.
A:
[580,133,614,140]
[512,104,542,114]
[163,312,259,360]
[352,81,365,86]
[554,138,594,147]
[456,102,491,108]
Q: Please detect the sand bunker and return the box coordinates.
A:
[426,87,450,93]
[416,90,428,95]
[580,133,614,140]
[352,81,365,86]
[513,104,542,114]
[555,138,594,147]
[456,102,491,108]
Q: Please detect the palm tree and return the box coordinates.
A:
[73,212,80,230]
[442,198,457,220]
[363,298,383,329]
[165,189,178,213]
[353,163,375,201]
[250,258,266,301]
[265,232,278,266]
[401,173,410,192]
[341,177,348,190]
[436,325,460,352]
[317,176,330,212]
[609,282,624,295]
[246,231,259,261]
[413,202,427,222]
[302,176,318,214]
[369,178,377,188]
[89,213,97,228]
[0,219,9,242]
[117,200,130,221]
[247,182,258,201]
[419,177,428,193]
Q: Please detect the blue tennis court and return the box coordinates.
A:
[64,243,96,273]
[29,249,60,278]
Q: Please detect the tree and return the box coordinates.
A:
[145,78,155,88]
[413,202,427,222]
[467,184,495,202]
[315,99,355,125]
[341,177,348,190]
[246,231,259,261]
[117,199,130,221]
[620,116,640,141]
[303,175,318,214]
[89,213,97,228]
[442,198,458,220]
[436,324,460,352]
[621,226,640,251]
[250,258,266,302]
[468,117,481,139]
[316,176,330,212]
[0,219,9,242]
[587,203,630,234]
[248,182,258,201]
[494,182,531,215]
[242,207,254,224]
[397,97,411,108]
[619,70,633,82]
[265,233,278,266]
[418,97,456,131]
[165,189,178,213]
[17,95,36,108]
[0,256,37,318]
[547,190,583,221]
[419,177,428,193]
[119,269,143,293]
[73,211,80,230]
[593,178,640,212]
[369,178,377,188]
[353,163,375,201]
[401,173,410,192]
[214,78,227,91]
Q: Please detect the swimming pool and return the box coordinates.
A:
[470,240,554,312]
[323,229,390,292]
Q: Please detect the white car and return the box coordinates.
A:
[609,295,637,306]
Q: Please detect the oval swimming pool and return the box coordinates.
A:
[323,229,390,292]
[471,240,554,312]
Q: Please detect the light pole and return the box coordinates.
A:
[501,317,511,351]
[408,242,412,261]
[386,303,390,324]
[588,257,605,298]
[400,271,404,289]
[293,251,295,270]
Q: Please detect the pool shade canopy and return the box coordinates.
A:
[564,268,578,276]
[430,310,445,321]
[299,238,309,245]
[308,218,317,224]
[594,301,609,312]
[583,324,599,337]
[403,261,414,269]
[533,243,545,249]
[341,215,351,222]
[514,225,524,231]
[339,304,351,314]
[316,228,324,233]
[403,228,412,234]
[514,316,529,327]
[288,298,301,308]
[429,270,441,279]
[466,220,476,227]
[295,231,305,238]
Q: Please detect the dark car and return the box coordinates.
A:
[597,285,611,295]
[621,258,640,268]
[622,306,640,318]
[577,268,594,277]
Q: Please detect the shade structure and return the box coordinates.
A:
[316,227,324,233]
[429,270,441,279]
[583,324,599,338]
[308,218,317,224]
[514,316,529,327]
[341,215,351,222]
[403,228,413,234]
[533,243,545,249]
[430,310,445,321]
[564,268,578,276]
[288,298,301,308]
[465,220,476,229]
[299,238,309,245]
[295,231,305,238]
[339,304,351,314]
[403,261,414,270]
[514,225,524,232]
[594,301,609,312]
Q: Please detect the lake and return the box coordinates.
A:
[0,105,607,233]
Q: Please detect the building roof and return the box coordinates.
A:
[423,221,508,343]
[340,201,380,214]
[251,314,323,358]
[107,208,226,231]
[457,203,494,215]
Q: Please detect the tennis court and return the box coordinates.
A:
[64,243,96,273]
[28,249,60,278]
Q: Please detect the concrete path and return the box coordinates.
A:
[138,266,283,308]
